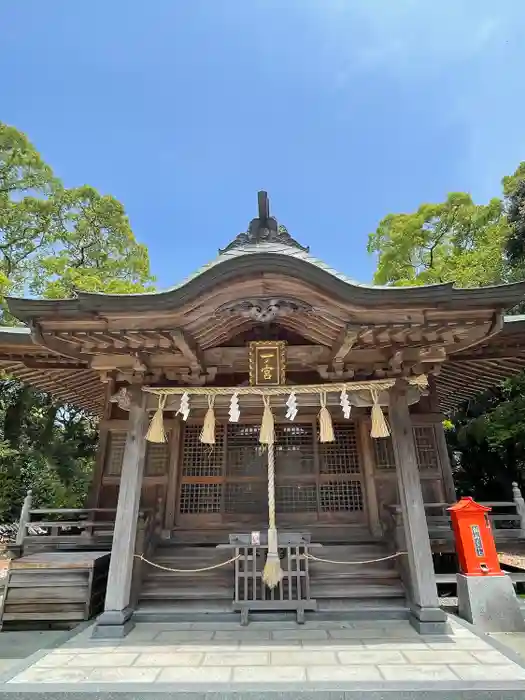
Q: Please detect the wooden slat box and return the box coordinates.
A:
[1,551,110,625]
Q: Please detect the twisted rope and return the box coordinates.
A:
[267,442,276,530]
[305,551,407,565]
[142,376,428,397]
[133,553,240,573]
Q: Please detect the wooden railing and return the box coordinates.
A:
[13,491,117,554]
[384,482,525,554]
[130,496,164,608]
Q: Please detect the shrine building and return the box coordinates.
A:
[1,192,525,636]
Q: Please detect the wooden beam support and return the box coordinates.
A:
[331,324,360,370]
[94,391,147,638]
[169,329,205,373]
[389,386,448,634]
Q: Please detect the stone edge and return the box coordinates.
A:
[0,622,93,685]
[449,613,525,670]
[1,681,525,698]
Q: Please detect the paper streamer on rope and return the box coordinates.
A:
[340,388,351,419]
[318,391,335,442]
[370,388,390,438]
[200,395,216,444]
[259,395,275,445]
[146,394,168,443]
[177,392,190,421]
[228,392,240,422]
[285,391,297,421]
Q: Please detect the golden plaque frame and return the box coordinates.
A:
[248,341,286,386]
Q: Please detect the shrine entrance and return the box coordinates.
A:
[176,419,367,528]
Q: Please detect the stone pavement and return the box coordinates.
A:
[0,617,525,696]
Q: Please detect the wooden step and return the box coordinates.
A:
[311,583,405,599]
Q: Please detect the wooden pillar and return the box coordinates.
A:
[434,420,456,503]
[389,387,448,634]
[358,419,381,537]
[93,391,148,638]
[163,417,182,534]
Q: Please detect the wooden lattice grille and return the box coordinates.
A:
[105,431,126,476]
[372,424,440,471]
[413,426,438,471]
[104,430,170,477]
[178,420,365,523]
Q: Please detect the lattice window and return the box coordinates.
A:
[373,437,396,470]
[224,482,266,514]
[372,426,439,471]
[145,439,169,476]
[275,423,315,477]
[276,485,318,513]
[414,426,438,471]
[319,480,363,512]
[226,424,266,478]
[179,483,222,514]
[104,431,126,475]
[182,424,224,477]
[319,422,360,474]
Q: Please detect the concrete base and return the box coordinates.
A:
[409,603,450,635]
[92,607,135,639]
[457,573,525,632]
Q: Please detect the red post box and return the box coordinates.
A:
[447,497,501,576]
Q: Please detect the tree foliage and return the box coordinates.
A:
[369,163,525,497]
[0,122,154,318]
[0,123,156,520]
[367,193,509,287]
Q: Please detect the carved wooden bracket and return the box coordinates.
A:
[216,297,313,323]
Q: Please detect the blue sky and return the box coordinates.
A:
[2,1,525,287]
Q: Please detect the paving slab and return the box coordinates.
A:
[1,617,525,697]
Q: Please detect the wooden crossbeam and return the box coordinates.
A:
[169,329,205,373]
[331,325,360,368]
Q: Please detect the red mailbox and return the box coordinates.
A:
[447,497,501,576]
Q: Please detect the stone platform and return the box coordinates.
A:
[1,618,525,698]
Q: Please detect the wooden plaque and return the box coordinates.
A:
[249,341,286,386]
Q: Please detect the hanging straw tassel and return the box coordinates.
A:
[200,395,216,444]
[262,441,283,589]
[146,394,168,443]
[259,395,275,445]
[370,389,390,438]
[318,392,335,442]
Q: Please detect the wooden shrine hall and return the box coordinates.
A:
[1,191,525,636]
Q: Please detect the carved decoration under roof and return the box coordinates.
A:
[219,191,309,254]
[216,297,313,323]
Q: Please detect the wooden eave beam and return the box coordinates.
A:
[169,329,205,373]
[331,325,360,368]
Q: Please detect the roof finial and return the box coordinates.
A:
[219,191,309,254]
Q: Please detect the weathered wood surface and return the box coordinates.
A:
[103,397,147,613]
[1,552,109,625]
[389,388,440,610]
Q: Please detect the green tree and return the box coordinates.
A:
[367,193,509,287]
[368,165,525,498]
[0,122,154,316]
[0,122,156,520]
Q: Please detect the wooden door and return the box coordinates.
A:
[176,419,366,527]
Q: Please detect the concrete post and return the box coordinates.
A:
[15,489,32,548]
[512,482,525,538]
[93,391,148,638]
[389,387,448,634]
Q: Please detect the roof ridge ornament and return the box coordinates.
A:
[219,191,310,254]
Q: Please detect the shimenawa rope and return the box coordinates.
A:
[132,551,407,573]
[133,553,240,573]
[305,551,407,565]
